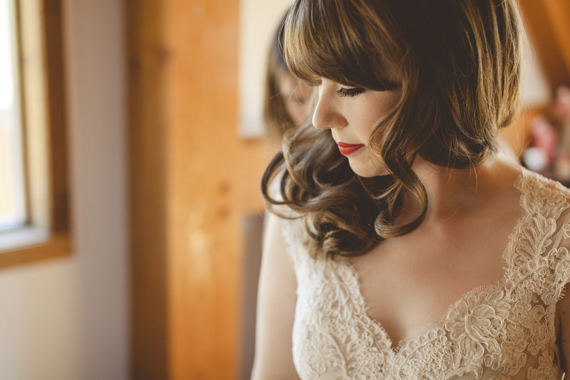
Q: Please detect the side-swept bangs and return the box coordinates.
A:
[283,0,404,91]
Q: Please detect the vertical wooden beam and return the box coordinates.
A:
[541,0,570,84]
[129,0,287,378]
[167,0,243,378]
[127,0,169,378]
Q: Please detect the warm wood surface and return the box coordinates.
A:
[540,0,570,85]
[0,233,70,269]
[129,0,273,378]
[167,1,271,378]
[127,0,169,378]
[519,0,570,89]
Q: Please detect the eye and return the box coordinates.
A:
[337,87,366,97]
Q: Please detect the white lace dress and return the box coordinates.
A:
[283,169,570,380]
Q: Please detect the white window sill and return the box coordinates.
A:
[0,226,50,252]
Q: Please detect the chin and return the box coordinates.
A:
[348,160,389,178]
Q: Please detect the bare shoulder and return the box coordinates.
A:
[487,154,524,192]
[475,156,525,227]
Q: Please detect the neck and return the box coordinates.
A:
[396,153,514,224]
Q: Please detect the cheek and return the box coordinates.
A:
[358,93,400,138]
[352,112,382,140]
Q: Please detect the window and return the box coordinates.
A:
[0,0,71,268]
[0,0,26,232]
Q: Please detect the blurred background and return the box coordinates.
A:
[0,0,568,379]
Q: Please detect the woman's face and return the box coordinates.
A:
[312,78,400,177]
[280,72,314,127]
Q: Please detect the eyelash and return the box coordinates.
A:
[337,87,366,97]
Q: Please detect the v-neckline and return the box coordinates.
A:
[335,168,530,357]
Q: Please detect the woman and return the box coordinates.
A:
[252,0,570,379]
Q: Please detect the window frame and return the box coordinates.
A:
[0,0,71,269]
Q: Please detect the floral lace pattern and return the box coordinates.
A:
[283,169,570,380]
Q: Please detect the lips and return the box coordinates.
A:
[336,142,365,156]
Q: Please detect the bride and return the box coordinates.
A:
[252,0,570,378]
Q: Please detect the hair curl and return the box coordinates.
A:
[262,0,523,258]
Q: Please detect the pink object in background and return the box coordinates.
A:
[553,86,570,122]
[553,87,570,182]
[530,115,558,162]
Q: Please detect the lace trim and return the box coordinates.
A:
[337,169,531,355]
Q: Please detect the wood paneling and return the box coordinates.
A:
[519,0,570,89]
[167,1,271,377]
[127,0,168,378]
[129,0,273,378]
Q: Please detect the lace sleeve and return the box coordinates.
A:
[514,172,570,305]
[549,195,570,302]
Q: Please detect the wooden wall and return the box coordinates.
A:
[127,0,168,378]
[519,0,570,90]
[128,0,272,379]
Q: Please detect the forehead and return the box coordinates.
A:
[284,0,405,90]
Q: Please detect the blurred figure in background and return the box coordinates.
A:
[241,14,314,380]
[263,14,313,143]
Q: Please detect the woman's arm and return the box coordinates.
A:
[251,212,301,380]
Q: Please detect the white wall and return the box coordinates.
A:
[238,0,293,138]
[0,0,129,379]
[521,37,552,107]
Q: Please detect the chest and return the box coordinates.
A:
[288,171,570,379]
[346,214,518,348]
[293,249,562,380]
[292,237,563,380]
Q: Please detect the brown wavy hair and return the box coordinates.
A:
[262,0,523,258]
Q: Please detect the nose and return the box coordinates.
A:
[312,86,348,130]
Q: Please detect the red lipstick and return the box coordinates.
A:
[336,142,365,156]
